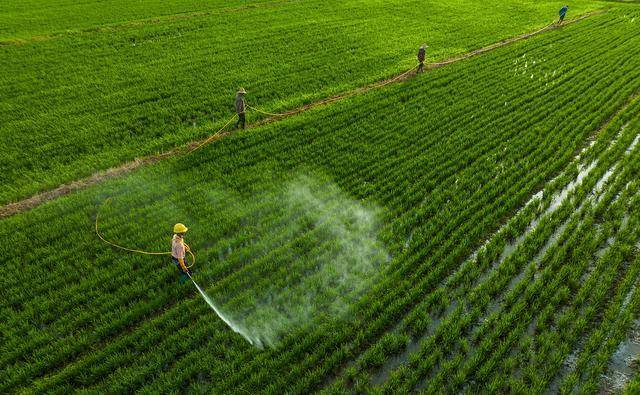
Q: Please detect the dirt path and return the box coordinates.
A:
[0,9,607,220]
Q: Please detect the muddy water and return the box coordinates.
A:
[626,133,640,155]
[465,120,626,289]
[596,236,616,259]
[471,160,590,289]
[369,335,422,386]
[547,341,583,394]
[367,122,633,390]
[549,161,598,213]
[602,318,640,393]
[369,302,458,386]
[596,166,617,195]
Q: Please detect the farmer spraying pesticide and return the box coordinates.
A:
[172,223,192,284]
[417,44,428,73]
[558,5,569,24]
[95,205,256,340]
[234,88,247,129]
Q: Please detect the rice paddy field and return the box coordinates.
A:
[2,0,640,393]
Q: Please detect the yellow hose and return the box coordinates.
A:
[95,199,195,268]
[189,114,238,153]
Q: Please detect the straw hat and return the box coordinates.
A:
[237,87,247,94]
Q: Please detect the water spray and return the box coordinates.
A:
[187,273,264,349]
[95,175,388,350]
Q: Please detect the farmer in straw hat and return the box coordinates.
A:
[235,88,247,129]
[172,223,191,285]
[417,44,428,73]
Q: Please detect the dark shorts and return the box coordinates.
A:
[172,257,191,284]
[172,257,185,271]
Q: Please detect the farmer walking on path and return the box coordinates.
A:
[417,44,428,73]
[558,5,569,24]
[172,223,191,285]
[235,88,247,129]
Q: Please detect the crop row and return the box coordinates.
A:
[376,103,633,392]
[331,93,640,393]
[485,121,640,393]
[436,160,640,393]
[373,119,640,393]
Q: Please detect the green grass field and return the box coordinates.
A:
[0,0,603,204]
[2,1,640,393]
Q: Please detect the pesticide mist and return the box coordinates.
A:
[202,175,389,349]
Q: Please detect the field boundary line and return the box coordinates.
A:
[0,9,608,220]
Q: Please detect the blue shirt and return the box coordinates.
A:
[560,6,568,16]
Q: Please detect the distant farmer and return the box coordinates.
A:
[235,88,247,129]
[559,5,569,24]
[417,44,428,73]
[172,223,191,285]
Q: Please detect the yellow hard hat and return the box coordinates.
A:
[173,223,188,233]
